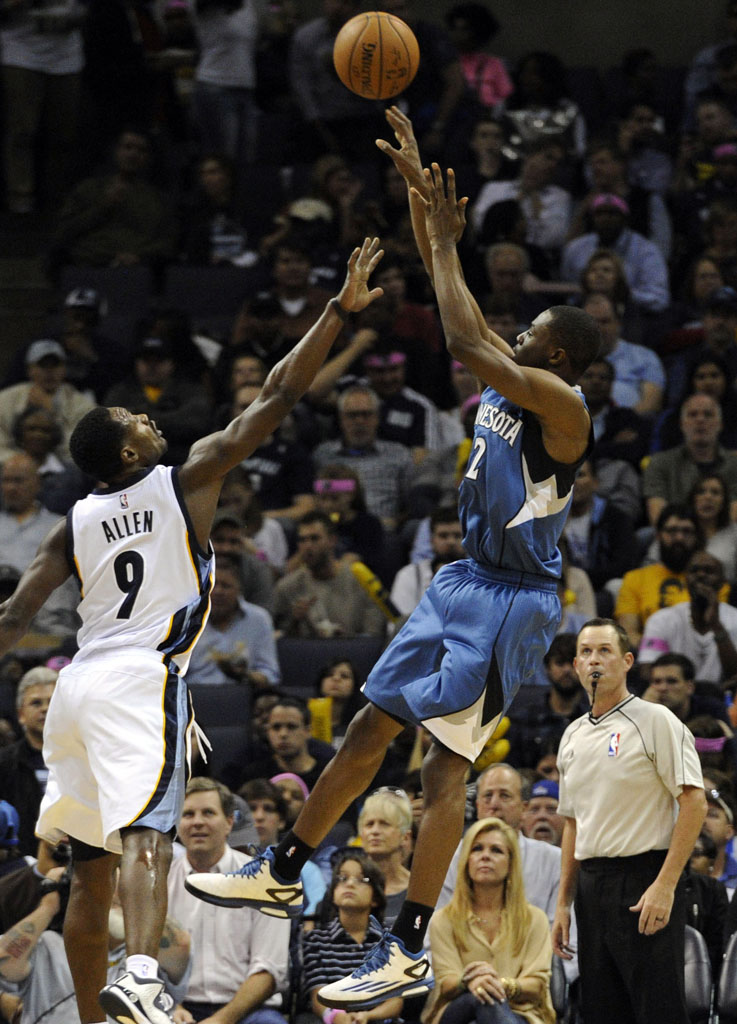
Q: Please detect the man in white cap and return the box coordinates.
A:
[0,339,95,463]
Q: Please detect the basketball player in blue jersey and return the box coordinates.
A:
[185,111,601,1010]
[0,239,384,1024]
[183,113,601,1010]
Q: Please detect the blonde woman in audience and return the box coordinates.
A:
[424,818,554,1024]
[358,788,413,926]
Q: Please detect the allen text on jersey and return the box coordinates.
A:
[101,511,154,543]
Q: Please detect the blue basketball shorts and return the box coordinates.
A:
[362,559,560,761]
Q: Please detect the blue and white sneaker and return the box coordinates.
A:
[99,971,174,1024]
[184,847,303,918]
[318,932,433,1009]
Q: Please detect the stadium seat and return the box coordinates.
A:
[202,724,252,783]
[685,924,713,1024]
[161,264,268,336]
[718,929,737,1023]
[276,636,387,696]
[188,683,252,728]
[58,266,155,354]
[550,953,568,1021]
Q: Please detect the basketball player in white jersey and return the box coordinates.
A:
[0,238,384,1024]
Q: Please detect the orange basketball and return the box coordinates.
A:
[333,11,420,101]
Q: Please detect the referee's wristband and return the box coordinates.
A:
[329,297,351,322]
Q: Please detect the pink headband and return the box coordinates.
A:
[695,736,727,753]
[714,143,737,160]
[314,478,357,494]
[451,360,467,371]
[270,772,310,800]
[364,352,406,368]
[461,394,481,419]
[591,193,630,215]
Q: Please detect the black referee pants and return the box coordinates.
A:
[574,850,689,1024]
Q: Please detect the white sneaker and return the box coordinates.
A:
[99,971,174,1024]
[318,933,433,1009]
[183,846,303,918]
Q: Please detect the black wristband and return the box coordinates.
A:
[329,297,350,322]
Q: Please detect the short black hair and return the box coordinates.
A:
[269,696,311,726]
[297,509,336,536]
[544,632,577,665]
[655,503,700,534]
[239,778,287,821]
[69,407,127,482]
[430,504,460,531]
[650,652,696,681]
[546,305,602,378]
[445,2,500,44]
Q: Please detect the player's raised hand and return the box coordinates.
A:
[336,236,384,313]
[411,164,469,246]
[376,106,428,197]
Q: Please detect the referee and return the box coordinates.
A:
[552,618,707,1024]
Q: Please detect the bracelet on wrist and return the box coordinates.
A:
[329,297,350,322]
[502,977,521,1001]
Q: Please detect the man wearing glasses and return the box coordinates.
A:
[312,385,413,532]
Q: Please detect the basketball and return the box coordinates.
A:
[333,11,420,101]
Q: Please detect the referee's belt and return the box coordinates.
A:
[580,849,669,873]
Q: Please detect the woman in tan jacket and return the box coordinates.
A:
[424,817,555,1024]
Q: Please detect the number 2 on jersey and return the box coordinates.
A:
[114,551,145,619]
[465,437,487,480]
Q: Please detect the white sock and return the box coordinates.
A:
[126,954,159,979]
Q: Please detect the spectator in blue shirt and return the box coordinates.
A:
[186,557,280,688]
[561,193,670,313]
[582,292,665,416]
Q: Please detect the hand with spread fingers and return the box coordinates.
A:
[336,237,385,313]
[376,105,428,198]
[412,163,469,248]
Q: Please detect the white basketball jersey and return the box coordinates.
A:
[67,466,214,673]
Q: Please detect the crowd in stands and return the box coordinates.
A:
[8,0,737,1019]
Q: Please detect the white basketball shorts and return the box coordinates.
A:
[37,649,192,854]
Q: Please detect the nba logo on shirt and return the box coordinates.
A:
[120,494,129,509]
[608,732,620,757]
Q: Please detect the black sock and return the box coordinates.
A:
[390,899,434,952]
[272,831,314,881]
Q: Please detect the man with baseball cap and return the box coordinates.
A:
[104,336,212,466]
[522,779,564,847]
[0,339,94,464]
[561,192,670,312]
[703,786,737,894]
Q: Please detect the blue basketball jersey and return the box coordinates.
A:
[459,384,592,578]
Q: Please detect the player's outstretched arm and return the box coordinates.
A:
[420,165,589,462]
[377,107,496,349]
[0,521,71,658]
[180,238,384,494]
